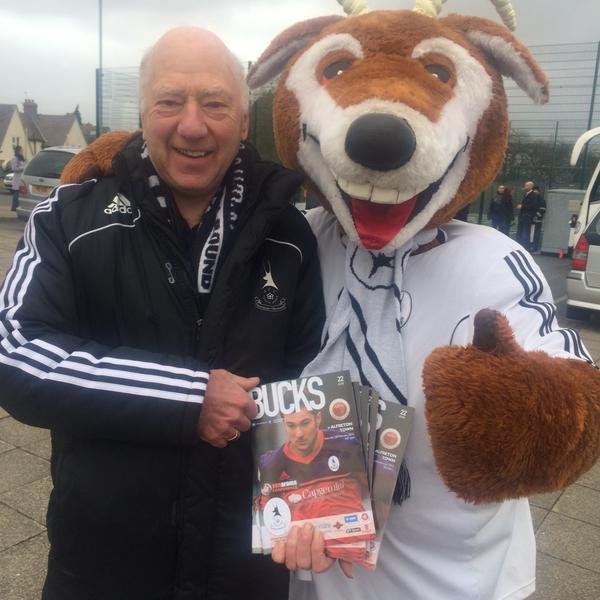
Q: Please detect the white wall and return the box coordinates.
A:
[0,110,32,169]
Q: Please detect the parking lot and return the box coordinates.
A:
[0,189,598,599]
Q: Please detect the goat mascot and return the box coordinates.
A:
[62,1,599,598]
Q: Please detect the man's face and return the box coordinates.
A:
[284,410,322,457]
[141,33,249,206]
[497,185,505,194]
[523,181,534,193]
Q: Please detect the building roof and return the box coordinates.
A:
[81,122,97,145]
[21,112,46,144]
[33,113,77,148]
[0,104,18,148]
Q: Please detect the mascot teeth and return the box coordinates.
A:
[336,178,372,200]
[336,177,418,205]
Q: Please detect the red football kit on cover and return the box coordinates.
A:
[259,430,369,538]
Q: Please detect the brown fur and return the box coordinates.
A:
[424,310,600,503]
[60,131,133,185]
[269,11,523,222]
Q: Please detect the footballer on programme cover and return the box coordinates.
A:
[252,371,376,547]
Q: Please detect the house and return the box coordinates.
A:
[0,100,88,170]
[0,104,32,169]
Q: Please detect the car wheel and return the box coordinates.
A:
[566,305,590,321]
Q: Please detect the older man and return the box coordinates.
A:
[0,27,324,600]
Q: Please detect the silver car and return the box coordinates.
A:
[3,172,13,190]
[566,207,600,319]
[17,146,82,219]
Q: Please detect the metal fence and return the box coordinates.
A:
[504,41,600,186]
[96,67,140,135]
[457,41,600,225]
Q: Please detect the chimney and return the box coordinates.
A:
[23,99,38,119]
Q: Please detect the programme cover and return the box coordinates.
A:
[361,399,414,568]
[251,371,376,547]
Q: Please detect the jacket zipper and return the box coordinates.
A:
[165,261,176,284]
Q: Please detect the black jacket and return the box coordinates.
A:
[519,190,546,222]
[0,139,324,600]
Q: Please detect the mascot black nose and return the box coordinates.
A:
[345,113,416,171]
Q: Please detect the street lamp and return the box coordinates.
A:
[96,0,103,139]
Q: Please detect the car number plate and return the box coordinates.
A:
[31,185,53,195]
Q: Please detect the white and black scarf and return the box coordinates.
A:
[302,229,437,503]
[141,142,247,296]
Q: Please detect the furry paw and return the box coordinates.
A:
[423,309,600,504]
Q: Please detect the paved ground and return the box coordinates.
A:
[0,196,598,599]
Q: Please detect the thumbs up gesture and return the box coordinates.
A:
[423,309,600,504]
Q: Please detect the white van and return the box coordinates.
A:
[569,127,600,246]
[566,128,600,319]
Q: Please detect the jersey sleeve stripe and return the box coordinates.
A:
[0,186,209,404]
[504,251,593,363]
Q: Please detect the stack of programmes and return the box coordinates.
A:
[251,371,414,569]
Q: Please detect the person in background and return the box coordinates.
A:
[516,180,537,250]
[530,185,546,253]
[568,214,578,258]
[9,145,26,212]
[0,26,324,600]
[489,184,513,236]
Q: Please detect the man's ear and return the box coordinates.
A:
[442,14,548,104]
[247,15,343,89]
[241,111,249,142]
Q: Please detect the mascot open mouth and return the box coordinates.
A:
[335,137,470,249]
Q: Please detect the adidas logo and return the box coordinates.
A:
[104,194,132,215]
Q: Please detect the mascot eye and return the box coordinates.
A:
[321,60,354,84]
[424,64,453,84]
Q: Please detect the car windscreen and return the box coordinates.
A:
[590,169,600,203]
[24,151,76,179]
[586,210,600,245]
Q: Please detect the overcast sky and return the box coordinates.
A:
[1,0,599,124]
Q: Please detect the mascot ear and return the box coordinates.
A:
[61,131,134,184]
[247,15,343,89]
[443,14,549,105]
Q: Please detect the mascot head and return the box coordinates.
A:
[248,0,548,251]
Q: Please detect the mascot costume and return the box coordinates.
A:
[62,1,599,598]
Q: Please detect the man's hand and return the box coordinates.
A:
[272,524,353,578]
[197,369,259,448]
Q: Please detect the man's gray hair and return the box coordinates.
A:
[138,38,250,114]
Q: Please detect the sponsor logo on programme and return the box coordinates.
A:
[344,515,358,523]
[346,527,361,534]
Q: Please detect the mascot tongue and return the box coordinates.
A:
[351,197,417,249]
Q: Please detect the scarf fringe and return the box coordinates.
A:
[392,460,411,504]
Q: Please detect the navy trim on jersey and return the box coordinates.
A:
[504,250,592,363]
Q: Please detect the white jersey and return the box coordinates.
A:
[293,208,590,600]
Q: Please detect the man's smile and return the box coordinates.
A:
[174,147,212,158]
